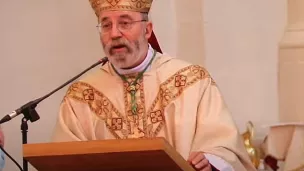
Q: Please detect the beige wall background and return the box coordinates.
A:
[0,0,286,170]
[204,0,286,137]
[0,1,103,170]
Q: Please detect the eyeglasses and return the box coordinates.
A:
[96,20,147,33]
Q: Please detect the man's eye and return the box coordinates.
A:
[120,22,130,26]
[102,23,111,28]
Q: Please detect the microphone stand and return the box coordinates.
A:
[21,118,28,171]
[0,57,108,171]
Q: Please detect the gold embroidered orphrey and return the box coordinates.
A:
[66,65,214,139]
[89,0,153,16]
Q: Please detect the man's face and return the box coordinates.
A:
[98,11,152,69]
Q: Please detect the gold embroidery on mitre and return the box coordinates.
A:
[89,0,153,16]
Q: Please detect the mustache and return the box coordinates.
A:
[107,40,132,55]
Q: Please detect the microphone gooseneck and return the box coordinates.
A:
[0,57,108,171]
[0,57,108,124]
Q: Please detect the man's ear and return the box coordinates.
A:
[145,22,153,39]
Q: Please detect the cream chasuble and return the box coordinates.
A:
[52,52,256,171]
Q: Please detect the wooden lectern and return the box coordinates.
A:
[23,137,195,171]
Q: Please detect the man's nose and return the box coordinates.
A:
[110,24,122,39]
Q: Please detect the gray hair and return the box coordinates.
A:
[141,12,149,21]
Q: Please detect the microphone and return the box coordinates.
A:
[0,57,108,124]
[0,57,108,171]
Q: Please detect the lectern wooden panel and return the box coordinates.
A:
[23,137,195,171]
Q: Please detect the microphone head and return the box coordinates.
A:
[100,57,108,63]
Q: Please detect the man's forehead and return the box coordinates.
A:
[99,11,141,21]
